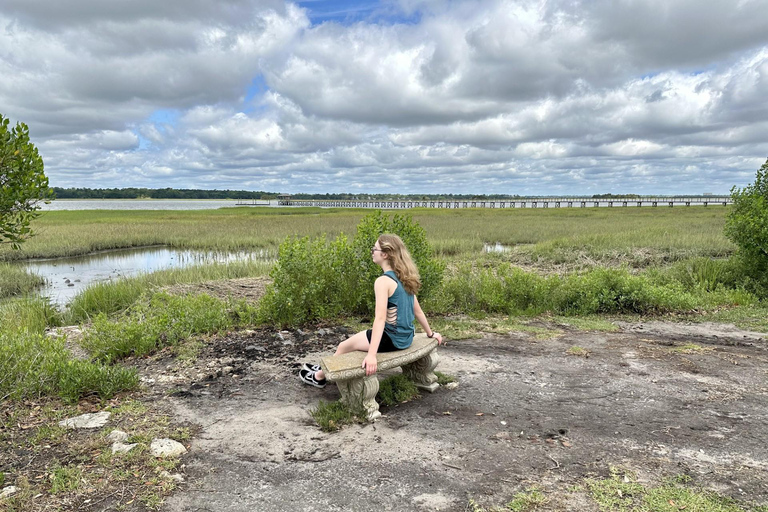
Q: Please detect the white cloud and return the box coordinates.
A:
[1,0,767,194]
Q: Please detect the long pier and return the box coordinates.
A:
[242,196,732,209]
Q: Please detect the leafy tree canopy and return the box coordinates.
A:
[0,114,53,248]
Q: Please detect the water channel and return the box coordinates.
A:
[22,247,269,307]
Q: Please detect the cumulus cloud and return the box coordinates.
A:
[1,0,767,194]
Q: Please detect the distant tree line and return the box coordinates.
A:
[52,188,710,201]
[52,188,276,200]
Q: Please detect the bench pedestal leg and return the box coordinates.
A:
[402,349,439,393]
[337,375,381,421]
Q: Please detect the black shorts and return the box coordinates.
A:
[365,329,400,353]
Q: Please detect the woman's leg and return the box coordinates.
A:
[314,330,369,380]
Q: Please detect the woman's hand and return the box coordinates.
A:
[433,332,443,345]
[363,354,378,376]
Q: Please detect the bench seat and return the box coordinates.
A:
[319,333,439,421]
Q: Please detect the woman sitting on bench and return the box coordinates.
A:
[299,233,443,388]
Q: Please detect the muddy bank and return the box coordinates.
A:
[130,323,768,511]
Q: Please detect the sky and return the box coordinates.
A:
[2,0,768,195]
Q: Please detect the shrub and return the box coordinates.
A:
[725,158,768,297]
[352,211,445,314]
[258,212,444,326]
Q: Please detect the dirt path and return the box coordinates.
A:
[142,323,768,511]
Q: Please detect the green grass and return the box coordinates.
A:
[377,374,419,407]
[0,297,139,403]
[310,400,365,432]
[81,291,251,363]
[65,259,271,324]
[434,371,456,385]
[567,346,589,356]
[49,463,84,494]
[583,470,767,512]
[505,487,548,511]
[0,263,44,298]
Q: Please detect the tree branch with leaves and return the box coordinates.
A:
[0,114,54,249]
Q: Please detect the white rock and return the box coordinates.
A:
[111,442,138,454]
[159,471,184,483]
[445,382,459,390]
[150,438,187,458]
[106,430,129,443]
[1,486,18,499]
[59,411,110,429]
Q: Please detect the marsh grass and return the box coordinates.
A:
[65,260,271,324]
[81,292,247,363]
[0,297,138,403]
[1,207,732,269]
[0,263,44,298]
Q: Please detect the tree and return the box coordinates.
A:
[724,158,768,296]
[0,114,53,248]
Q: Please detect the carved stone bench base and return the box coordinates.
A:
[337,375,381,421]
[320,334,439,422]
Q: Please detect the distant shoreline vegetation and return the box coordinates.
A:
[51,188,721,201]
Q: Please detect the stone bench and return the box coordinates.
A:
[319,333,439,421]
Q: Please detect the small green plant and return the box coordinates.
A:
[310,400,364,432]
[435,371,456,385]
[377,374,419,407]
[49,463,83,494]
[506,487,548,511]
[672,343,714,354]
[567,346,589,357]
[584,468,644,512]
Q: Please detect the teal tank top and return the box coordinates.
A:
[382,270,415,349]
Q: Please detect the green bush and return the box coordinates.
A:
[257,234,360,326]
[725,158,768,297]
[352,211,445,313]
[258,212,444,326]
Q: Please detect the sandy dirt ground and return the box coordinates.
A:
[126,320,768,512]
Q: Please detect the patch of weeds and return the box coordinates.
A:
[311,400,365,432]
[429,315,561,340]
[505,486,548,511]
[692,305,768,333]
[566,346,589,357]
[28,423,67,446]
[553,315,619,332]
[49,463,84,494]
[672,343,715,354]
[173,337,205,363]
[377,374,419,407]
[584,467,644,512]
[108,398,149,418]
[583,469,765,512]
[435,371,456,385]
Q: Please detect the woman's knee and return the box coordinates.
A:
[335,331,369,354]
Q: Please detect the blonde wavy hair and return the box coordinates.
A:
[378,234,421,295]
